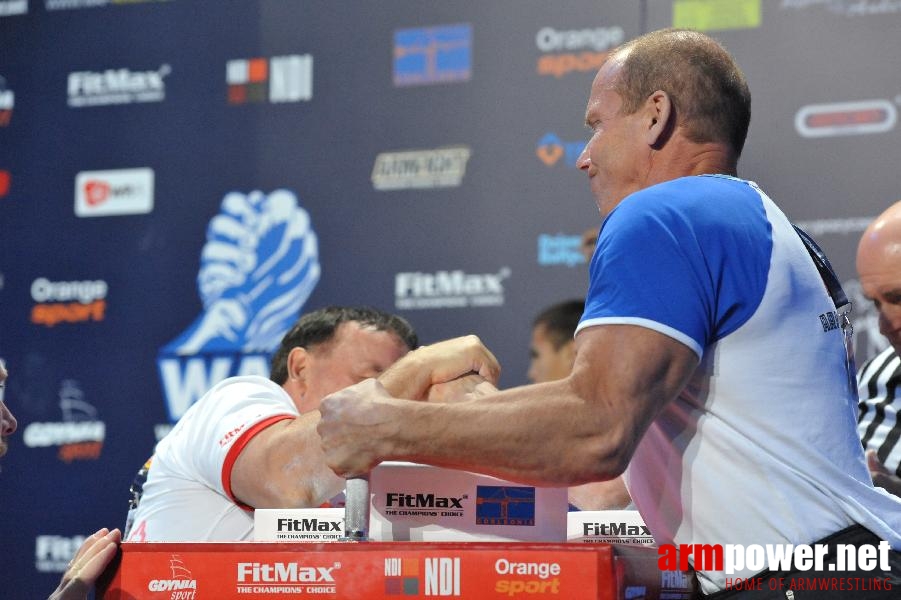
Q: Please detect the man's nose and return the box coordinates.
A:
[576,143,591,171]
[1,403,16,436]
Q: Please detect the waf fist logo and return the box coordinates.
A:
[164,189,321,354]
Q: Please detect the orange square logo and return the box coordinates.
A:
[402,558,419,576]
[248,58,268,82]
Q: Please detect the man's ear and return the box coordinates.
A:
[286,347,309,390]
[644,90,672,147]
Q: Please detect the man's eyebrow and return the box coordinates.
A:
[584,102,596,123]
[584,99,603,127]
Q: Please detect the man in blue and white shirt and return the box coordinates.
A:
[318,29,901,597]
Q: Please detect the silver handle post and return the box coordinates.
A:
[343,474,371,541]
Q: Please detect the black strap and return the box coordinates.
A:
[793,225,849,312]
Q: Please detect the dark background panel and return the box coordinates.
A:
[1,0,900,596]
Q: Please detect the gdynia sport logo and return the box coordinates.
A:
[658,541,895,592]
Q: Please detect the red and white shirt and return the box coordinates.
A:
[126,376,296,541]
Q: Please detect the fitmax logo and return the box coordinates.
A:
[386,493,464,509]
[395,268,510,310]
[276,518,341,532]
[583,522,651,536]
[67,65,170,107]
[236,562,337,583]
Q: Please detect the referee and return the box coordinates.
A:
[856,201,901,498]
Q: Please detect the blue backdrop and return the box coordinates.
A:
[2,1,900,596]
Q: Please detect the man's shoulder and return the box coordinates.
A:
[632,174,754,206]
[608,175,760,235]
[175,375,292,427]
[206,374,283,394]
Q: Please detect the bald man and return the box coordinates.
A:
[856,201,901,498]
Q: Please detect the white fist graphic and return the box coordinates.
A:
[165,189,320,354]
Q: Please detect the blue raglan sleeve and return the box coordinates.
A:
[577,180,771,359]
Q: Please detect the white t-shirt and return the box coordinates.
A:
[126,376,297,541]
[577,175,901,594]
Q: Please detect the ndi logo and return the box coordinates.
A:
[157,189,320,421]
[384,557,421,595]
[475,486,536,526]
[384,557,460,596]
[227,55,313,104]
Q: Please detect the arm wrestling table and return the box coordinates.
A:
[97,541,696,599]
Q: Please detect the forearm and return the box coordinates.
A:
[375,380,628,486]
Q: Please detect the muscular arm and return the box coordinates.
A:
[318,324,698,485]
[230,413,342,509]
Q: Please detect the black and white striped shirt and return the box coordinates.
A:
[858,346,901,477]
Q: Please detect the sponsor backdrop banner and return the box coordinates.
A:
[0,0,898,595]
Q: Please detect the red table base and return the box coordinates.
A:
[98,541,696,599]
